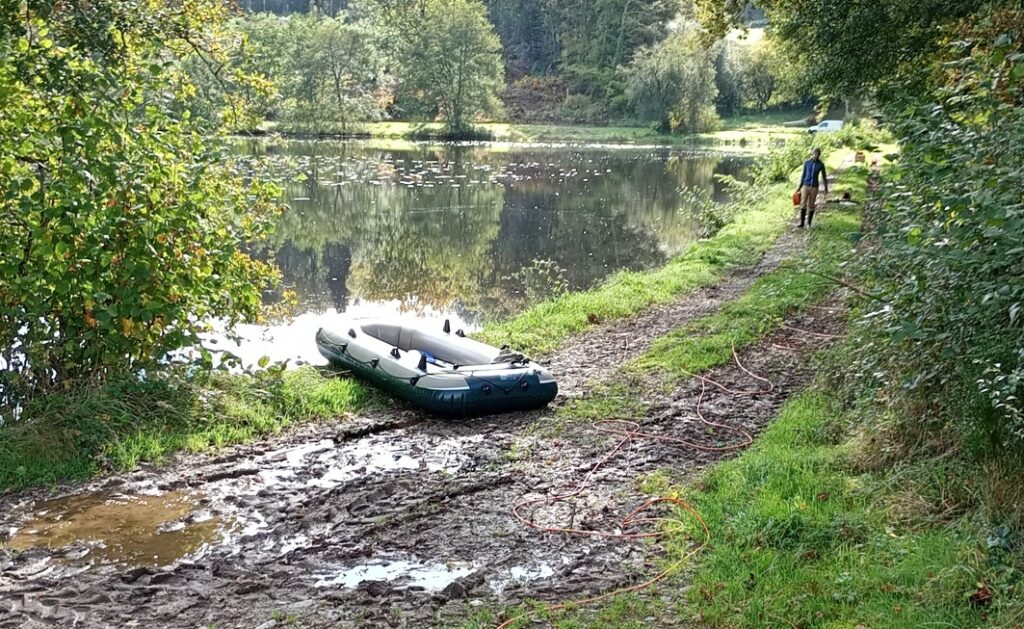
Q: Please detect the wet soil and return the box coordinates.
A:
[0,228,843,629]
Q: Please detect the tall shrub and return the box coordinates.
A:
[854,9,1024,449]
[0,2,283,403]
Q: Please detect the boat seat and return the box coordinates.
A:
[399,326,414,351]
[360,323,401,346]
[358,322,495,367]
[407,330,491,367]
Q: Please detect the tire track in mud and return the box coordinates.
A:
[0,226,827,629]
[0,302,846,629]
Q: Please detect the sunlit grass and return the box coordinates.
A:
[677,390,995,628]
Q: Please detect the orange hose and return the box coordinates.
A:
[781,324,843,339]
[497,347,770,628]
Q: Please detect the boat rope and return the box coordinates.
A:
[496,345,768,629]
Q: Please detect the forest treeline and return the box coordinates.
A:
[189,0,803,133]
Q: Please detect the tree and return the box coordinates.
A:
[484,0,562,76]
[184,13,385,131]
[742,42,775,110]
[387,0,505,132]
[626,20,719,133]
[0,1,282,401]
[695,0,986,100]
[286,15,384,129]
[714,41,745,116]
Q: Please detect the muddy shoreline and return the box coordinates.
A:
[0,230,841,629]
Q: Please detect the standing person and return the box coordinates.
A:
[796,148,829,227]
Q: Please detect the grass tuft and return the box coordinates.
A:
[0,368,370,491]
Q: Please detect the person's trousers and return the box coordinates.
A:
[800,185,819,226]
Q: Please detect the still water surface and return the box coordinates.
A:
[225,140,749,366]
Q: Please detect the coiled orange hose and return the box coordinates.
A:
[497,347,770,628]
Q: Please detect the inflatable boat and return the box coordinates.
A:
[315,319,558,417]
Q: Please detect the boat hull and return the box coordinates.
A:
[316,325,557,417]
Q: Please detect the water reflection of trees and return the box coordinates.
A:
[245,141,748,322]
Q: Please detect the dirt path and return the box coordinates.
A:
[549,227,804,399]
[0,226,837,629]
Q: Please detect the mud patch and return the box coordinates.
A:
[2,429,483,578]
[7,490,222,568]
[312,556,477,591]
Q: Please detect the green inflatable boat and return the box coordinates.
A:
[315,319,558,417]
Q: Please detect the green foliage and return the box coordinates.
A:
[849,9,1024,450]
[269,14,384,130]
[0,2,282,402]
[185,13,386,132]
[556,93,611,125]
[752,134,817,184]
[715,37,812,115]
[696,0,984,101]
[382,0,505,132]
[485,0,676,82]
[625,19,720,133]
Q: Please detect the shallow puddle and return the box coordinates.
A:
[4,432,481,570]
[313,557,476,590]
[251,431,480,491]
[8,490,223,567]
[489,562,558,594]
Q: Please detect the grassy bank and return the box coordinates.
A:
[252,119,803,150]
[639,171,864,379]
[0,369,373,492]
[562,169,863,421]
[479,155,1024,627]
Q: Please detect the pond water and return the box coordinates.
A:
[222,140,749,367]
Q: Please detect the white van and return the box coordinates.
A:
[807,120,844,133]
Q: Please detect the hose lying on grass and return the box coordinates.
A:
[498,347,771,629]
